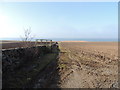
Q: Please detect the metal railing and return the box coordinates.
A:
[35,39,53,46]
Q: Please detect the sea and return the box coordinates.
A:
[0,38,118,42]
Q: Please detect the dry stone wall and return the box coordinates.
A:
[2,43,59,88]
[2,46,52,73]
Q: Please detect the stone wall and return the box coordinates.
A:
[2,43,59,88]
[2,46,52,73]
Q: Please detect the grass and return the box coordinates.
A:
[57,43,71,71]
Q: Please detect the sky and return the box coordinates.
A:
[0,2,118,39]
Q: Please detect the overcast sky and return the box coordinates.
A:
[0,2,118,39]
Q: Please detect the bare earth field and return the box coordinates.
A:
[1,40,119,88]
[57,41,118,88]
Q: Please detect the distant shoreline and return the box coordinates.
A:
[1,40,118,49]
[0,38,118,42]
[1,40,118,43]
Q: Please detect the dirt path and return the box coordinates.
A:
[31,42,118,88]
[58,42,118,88]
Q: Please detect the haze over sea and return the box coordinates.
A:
[0,38,118,42]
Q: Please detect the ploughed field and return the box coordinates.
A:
[57,42,118,88]
[1,40,119,88]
